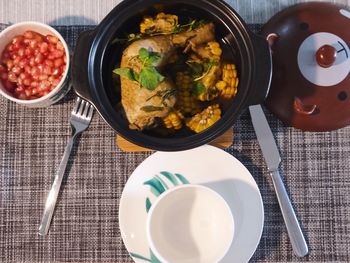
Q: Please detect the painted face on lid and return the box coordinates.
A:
[262,3,350,131]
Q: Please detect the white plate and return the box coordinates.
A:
[119,145,264,263]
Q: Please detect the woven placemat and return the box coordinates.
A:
[1,24,350,263]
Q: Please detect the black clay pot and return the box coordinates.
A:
[72,0,272,151]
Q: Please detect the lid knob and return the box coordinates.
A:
[315,45,337,68]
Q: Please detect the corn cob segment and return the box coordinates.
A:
[193,41,222,62]
[175,72,201,115]
[197,64,222,101]
[140,13,178,34]
[186,104,221,133]
[216,63,239,99]
[163,111,185,130]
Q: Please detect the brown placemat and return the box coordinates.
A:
[1,24,350,263]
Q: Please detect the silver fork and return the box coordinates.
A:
[39,97,94,236]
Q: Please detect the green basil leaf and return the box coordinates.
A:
[188,62,204,78]
[140,105,164,112]
[110,37,127,45]
[139,48,161,66]
[147,53,161,65]
[139,66,165,90]
[113,68,137,81]
[191,81,206,96]
[205,60,219,67]
[139,48,150,62]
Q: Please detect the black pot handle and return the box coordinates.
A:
[246,32,272,106]
[71,30,95,102]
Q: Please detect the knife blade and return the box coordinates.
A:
[249,105,281,172]
[249,104,309,257]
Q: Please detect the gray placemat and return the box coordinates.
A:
[0,24,350,263]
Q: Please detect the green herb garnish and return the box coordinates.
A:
[140,105,164,112]
[110,38,126,45]
[191,82,206,96]
[110,33,143,45]
[186,62,204,79]
[205,60,219,67]
[162,89,177,101]
[172,18,207,34]
[111,19,208,45]
[139,66,165,90]
[146,89,177,107]
[193,60,219,81]
[138,48,161,66]
[113,48,165,91]
[138,48,164,90]
[113,68,139,82]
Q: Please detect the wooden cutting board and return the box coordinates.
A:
[116,129,234,152]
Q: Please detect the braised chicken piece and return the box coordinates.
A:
[120,23,215,130]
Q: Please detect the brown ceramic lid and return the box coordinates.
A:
[262,2,350,131]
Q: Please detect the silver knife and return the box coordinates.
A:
[249,104,309,257]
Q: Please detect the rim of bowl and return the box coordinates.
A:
[0,21,70,104]
[146,184,234,263]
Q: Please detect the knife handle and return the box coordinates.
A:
[270,170,309,257]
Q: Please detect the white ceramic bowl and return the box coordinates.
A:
[147,185,234,263]
[0,21,70,107]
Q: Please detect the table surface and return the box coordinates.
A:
[1,0,350,262]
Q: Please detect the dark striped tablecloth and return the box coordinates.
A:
[1,24,350,263]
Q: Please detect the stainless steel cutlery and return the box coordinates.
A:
[249,104,308,257]
[39,97,94,236]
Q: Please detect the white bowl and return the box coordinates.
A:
[0,21,70,107]
[147,185,234,263]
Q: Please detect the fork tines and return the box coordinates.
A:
[72,97,94,120]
